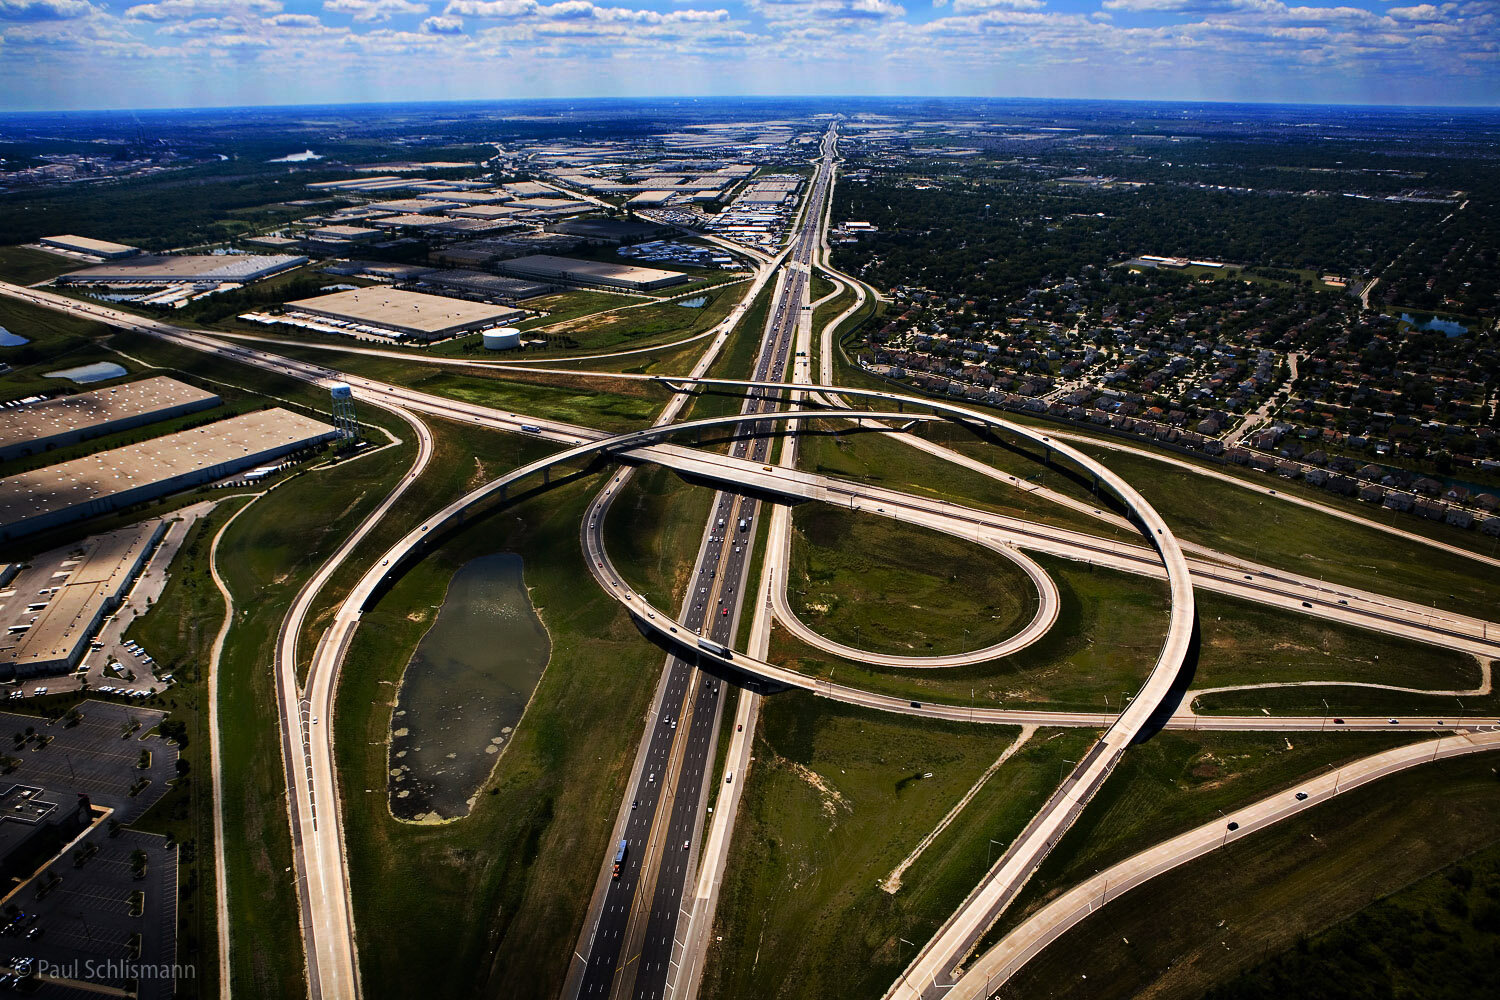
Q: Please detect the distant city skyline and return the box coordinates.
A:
[0,0,1495,112]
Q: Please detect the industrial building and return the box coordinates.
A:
[0,409,337,540]
[0,376,221,461]
[307,225,382,244]
[40,235,140,260]
[0,520,166,678]
[548,217,674,244]
[55,254,308,287]
[497,254,690,291]
[414,270,551,302]
[283,287,526,341]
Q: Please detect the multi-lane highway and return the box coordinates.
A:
[563,123,842,1000]
[5,124,1499,1000]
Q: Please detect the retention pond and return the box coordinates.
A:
[388,552,551,821]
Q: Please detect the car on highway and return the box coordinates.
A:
[1226,821,1239,831]
[1333,718,1345,724]
[1295,791,1308,801]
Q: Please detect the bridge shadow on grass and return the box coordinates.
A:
[359,460,599,612]
[1135,608,1202,743]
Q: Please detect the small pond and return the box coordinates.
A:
[45,361,127,383]
[1400,313,1468,337]
[388,552,551,821]
[0,327,29,347]
[677,296,708,308]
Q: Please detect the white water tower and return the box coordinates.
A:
[330,382,358,440]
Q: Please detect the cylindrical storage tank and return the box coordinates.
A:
[482,327,521,350]
[330,382,353,399]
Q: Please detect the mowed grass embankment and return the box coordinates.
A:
[701,694,1097,1000]
[1071,443,1500,620]
[1003,751,1500,1000]
[992,730,1422,946]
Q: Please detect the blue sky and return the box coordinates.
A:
[0,0,1494,111]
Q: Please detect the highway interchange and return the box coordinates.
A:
[3,120,1499,1000]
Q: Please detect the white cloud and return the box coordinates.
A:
[126,0,281,21]
[0,0,92,20]
[269,13,323,28]
[950,0,1045,10]
[1100,0,1271,12]
[324,0,429,23]
[1386,4,1443,19]
[420,12,464,30]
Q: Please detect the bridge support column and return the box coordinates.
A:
[542,467,550,486]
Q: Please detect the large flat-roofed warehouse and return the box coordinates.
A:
[39,235,140,260]
[284,287,526,341]
[415,270,552,302]
[548,217,674,244]
[0,520,166,678]
[0,409,337,540]
[55,254,307,286]
[496,254,690,291]
[0,376,222,461]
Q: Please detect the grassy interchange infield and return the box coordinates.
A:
[796,418,1130,541]
[605,465,717,614]
[769,555,1170,712]
[786,502,1041,657]
[1000,752,1500,1000]
[988,729,1423,948]
[333,472,672,1000]
[701,698,1096,1000]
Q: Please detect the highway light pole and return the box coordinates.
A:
[1321,698,1329,732]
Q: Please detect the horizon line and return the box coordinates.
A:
[3,94,1499,118]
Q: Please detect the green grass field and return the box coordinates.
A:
[786,503,1040,656]
[1001,752,1500,1000]
[605,465,717,612]
[1193,592,1483,692]
[1069,444,1500,620]
[769,555,1170,712]
[0,245,82,284]
[0,293,128,399]
[701,695,1097,1000]
[333,475,682,1000]
[796,418,1128,540]
[995,730,1420,943]
[1202,838,1500,1000]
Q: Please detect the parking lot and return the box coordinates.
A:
[0,701,179,996]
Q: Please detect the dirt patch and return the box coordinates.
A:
[785,760,851,819]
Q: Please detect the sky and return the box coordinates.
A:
[0,0,1494,111]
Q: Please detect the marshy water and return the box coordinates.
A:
[388,552,550,821]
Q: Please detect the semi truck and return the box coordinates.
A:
[612,839,628,879]
[697,637,732,660]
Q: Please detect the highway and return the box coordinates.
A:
[564,123,842,1000]
[4,154,1497,1000]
